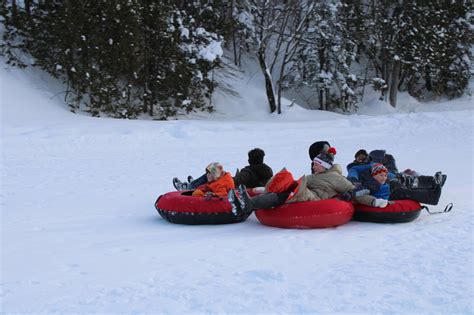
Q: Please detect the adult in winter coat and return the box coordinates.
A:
[173,148,273,191]
[346,149,370,171]
[191,162,235,198]
[308,140,331,173]
[228,149,366,214]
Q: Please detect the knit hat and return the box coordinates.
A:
[309,141,331,160]
[371,163,388,176]
[248,148,265,165]
[313,149,335,170]
[206,162,223,181]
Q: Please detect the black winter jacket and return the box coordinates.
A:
[234,163,273,188]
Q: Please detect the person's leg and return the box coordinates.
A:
[390,185,442,205]
[188,173,208,189]
[173,177,189,191]
[245,192,289,211]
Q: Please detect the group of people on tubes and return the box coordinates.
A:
[172,141,447,215]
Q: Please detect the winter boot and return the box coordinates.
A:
[400,174,416,188]
[227,189,242,216]
[238,185,253,213]
[172,177,189,191]
[237,184,250,209]
[187,176,194,184]
[434,171,447,187]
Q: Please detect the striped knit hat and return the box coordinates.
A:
[371,163,388,176]
[313,150,335,170]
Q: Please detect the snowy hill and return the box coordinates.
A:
[1,63,473,314]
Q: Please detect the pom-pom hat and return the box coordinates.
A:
[313,147,336,170]
[371,163,388,176]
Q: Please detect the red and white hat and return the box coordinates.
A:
[371,163,388,176]
[313,150,335,170]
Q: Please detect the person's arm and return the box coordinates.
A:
[335,176,356,194]
[355,195,376,206]
[347,164,371,181]
[212,184,229,197]
[233,167,252,188]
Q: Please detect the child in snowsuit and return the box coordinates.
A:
[191,162,235,198]
[173,148,273,191]
[350,163,391,208]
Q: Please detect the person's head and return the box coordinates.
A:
[312,148,335,174]
[369,150,386,164]
[355,149,369,163]
[371,163,388,184]
[309,141,331,160]
[206,162,224,182]
[248,148,265,165]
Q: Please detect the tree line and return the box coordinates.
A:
[1,1,472,118]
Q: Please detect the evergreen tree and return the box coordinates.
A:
[1,1,223,119]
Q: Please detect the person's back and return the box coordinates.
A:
[234,148,273,188]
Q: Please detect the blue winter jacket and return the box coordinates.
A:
[347,163,392,199]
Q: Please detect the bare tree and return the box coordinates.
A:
[238,0,316,114]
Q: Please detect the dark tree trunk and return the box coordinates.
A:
[389,59,401,107]
[258,49,276,113]
[25,0,31,18]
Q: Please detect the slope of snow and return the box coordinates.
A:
[1,63,473,314]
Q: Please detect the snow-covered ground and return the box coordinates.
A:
[1,63,473,314]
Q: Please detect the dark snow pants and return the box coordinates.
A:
[249,192,290,210]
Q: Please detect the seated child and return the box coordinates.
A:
[351,163,391,208]
[173,148,273,190]
[191,162,235,198]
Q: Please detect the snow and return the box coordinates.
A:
[1,61,473,314]
[198,40,223,62]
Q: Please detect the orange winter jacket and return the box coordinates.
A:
[192,172,235,198]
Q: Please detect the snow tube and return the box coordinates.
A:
[155,191,250,225]
[255,199,354,229]
[353,199,422,223]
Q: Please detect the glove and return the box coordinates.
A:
[339,187,370,201]
[352,187,370,198]
[203,192,215,200]
[372,198,389,208]
[339,191,353,201]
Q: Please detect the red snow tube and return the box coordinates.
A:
[353,199,422,223]
[255,199,354,229]
[155,191,250,225]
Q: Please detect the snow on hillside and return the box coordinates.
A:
[1,63,473,314]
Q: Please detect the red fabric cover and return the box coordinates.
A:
[355,199,422,213]
[266,169,295,193]
[156,191,231,213]
[255,199,354,229]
